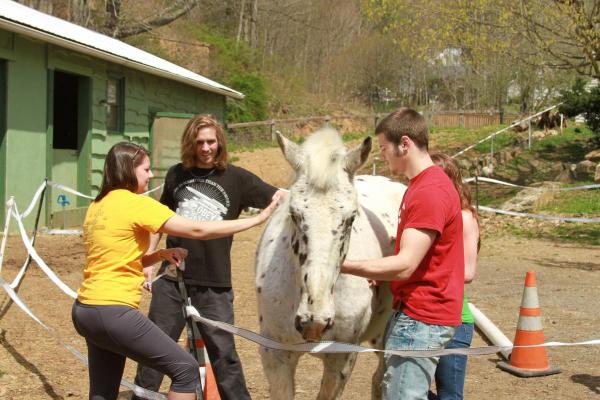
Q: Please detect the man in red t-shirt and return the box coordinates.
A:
[342,107,464,400]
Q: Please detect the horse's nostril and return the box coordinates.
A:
[294,315,303,333]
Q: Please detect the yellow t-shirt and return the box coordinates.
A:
[77,189,175,309]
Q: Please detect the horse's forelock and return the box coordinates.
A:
[301,128,346,190]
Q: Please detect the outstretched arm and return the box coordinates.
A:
[341,228,436,281]
[159,195,280,240]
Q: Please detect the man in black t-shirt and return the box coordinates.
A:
[133,114,284,400]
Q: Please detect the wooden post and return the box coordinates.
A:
[270,120,276,142]
[528,119,532,150]
[475,176,479,213]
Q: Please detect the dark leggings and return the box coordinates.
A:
[72,301,199,400]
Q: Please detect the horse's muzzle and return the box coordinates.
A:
[295,315,334,341]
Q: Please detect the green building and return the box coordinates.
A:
[0,1,243,231]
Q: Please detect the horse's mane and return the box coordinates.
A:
[301,128,346,191]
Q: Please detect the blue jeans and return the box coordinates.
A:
[383,311,456,400]
[429,323,474,400]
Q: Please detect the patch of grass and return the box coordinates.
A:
[536,188,600,215]
[549,224,600,246]
[228,130,370,153]
[429,124,511,154]
[532,126,595,161]
[473,134,519,154]
[342,131,371,142]
[512,224,600,246]
[474,186,520,207]
[228,140,276,153]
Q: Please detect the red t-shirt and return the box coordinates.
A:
[390,165,464,326]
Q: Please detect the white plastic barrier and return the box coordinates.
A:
[468,302,513,360]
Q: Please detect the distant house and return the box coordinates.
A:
[0,0,243,230]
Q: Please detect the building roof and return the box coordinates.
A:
[0,0,244,99]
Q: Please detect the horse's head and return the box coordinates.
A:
[276,128,371,341]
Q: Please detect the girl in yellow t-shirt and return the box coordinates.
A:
[72,142,280,400]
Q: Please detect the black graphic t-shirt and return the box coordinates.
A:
[158,163,277,286]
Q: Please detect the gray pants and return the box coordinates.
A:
[71,301,199,400]
[133,279,251,400]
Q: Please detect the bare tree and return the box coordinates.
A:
[16,0,203,39]
[518,0,600,79]
[102,0,201,38]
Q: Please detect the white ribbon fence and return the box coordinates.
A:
[465,176,600,223]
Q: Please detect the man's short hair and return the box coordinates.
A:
[375,107,429,151]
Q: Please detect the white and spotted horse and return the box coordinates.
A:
[255,128,406,399]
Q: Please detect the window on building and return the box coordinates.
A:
[106,77,123,132]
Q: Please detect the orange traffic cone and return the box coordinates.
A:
[193,338,221,400]
[183,334,221,400]
[497,271,561,377]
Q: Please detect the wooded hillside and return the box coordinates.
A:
[17,0,600,122]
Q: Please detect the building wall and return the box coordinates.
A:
[3,34,48,228]
[0,27,227,230]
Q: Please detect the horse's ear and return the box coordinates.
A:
[344,136,372,175]
[276,131,302,171]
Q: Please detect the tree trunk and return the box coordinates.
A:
[236,0,246,44]
[249,0,258,49]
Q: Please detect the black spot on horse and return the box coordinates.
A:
[257,286,262,293]
[308,296,313,305]
[299,253,307,265]
[259,315,263,322]
[292,240,299,255]
[302,234,308,244]
[304,273,308,283]
[331,230,338,235]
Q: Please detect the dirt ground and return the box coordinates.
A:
[1,146,599,399]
